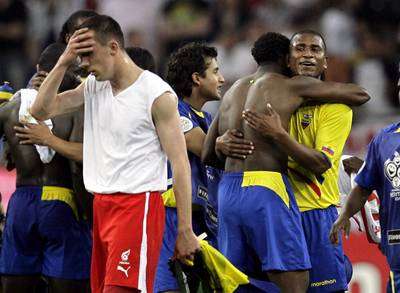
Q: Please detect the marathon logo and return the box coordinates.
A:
[388,229,400,245]
[310,279,337,287]
[197,186,208,202]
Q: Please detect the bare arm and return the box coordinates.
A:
[15,123,83,162]
[185,127,206,158]
[31,28,94,120]
[152,92,199,260]
[330,185,371,244]
[201,112,223,167]
[243,106,330,175]
[289,76,370,106]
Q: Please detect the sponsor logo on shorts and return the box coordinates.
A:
[206,204,218,225]
[117,249,131,278]
[310,279,337,287]
[388,229,400,245]
[197,186,208,201]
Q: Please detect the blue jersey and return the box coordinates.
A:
[355,122,400,270]
[167,100,221,242]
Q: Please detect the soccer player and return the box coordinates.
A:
[202,32,369,293]
[0,43,90,293]
[16,46,157,163]
[30,15,199,293]
[237,30,369,292]
[29,10,99,89]
[154,42,224,293]
[331,62,400,292]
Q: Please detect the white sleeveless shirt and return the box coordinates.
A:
[83,70,177,194]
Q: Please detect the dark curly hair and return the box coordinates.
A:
[166,42,217,98]
[251,32,290,65]
[126,46,156,73]
[58,10,98,44]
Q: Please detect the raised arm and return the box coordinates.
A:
[288,75,370,106]
[152,92,199,261]
[30,28,94,120]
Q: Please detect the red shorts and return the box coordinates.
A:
[91,192,165,293]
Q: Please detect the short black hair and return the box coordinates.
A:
[38,43,80,91]
[58,10,98,44]
[126,47,156,73]
[251,32,290,65]
[290,30,327,51]
[38,43,66,72]
[166,42,217,98]
[76,14,125,48]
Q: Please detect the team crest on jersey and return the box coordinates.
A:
[384,152,400,201]
[180,116,193,132]
[301,113,313,129]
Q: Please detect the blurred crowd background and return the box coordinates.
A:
[1,0,399,146]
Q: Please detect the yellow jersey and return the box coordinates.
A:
[288,104,352,212]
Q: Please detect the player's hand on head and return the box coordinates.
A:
[242,104,285,140]
[174,228,200,263]
[343,156,364,176]
[14,121,53,146]
[216,129,254,160]
[59,28,95,67]
[31,71,48,90]
[329,215,351,246]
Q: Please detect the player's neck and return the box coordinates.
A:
[183,92,207,111]
[257,63,284,74]
[109,55,143,95]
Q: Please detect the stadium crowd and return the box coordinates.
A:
[0,1,399,293]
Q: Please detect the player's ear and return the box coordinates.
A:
[109,40,119,56]
[192,72,201,87]
[323,55,328,70]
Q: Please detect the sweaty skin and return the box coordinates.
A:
[0,92,76,187]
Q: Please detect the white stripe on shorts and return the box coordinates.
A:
[138,192,150,292]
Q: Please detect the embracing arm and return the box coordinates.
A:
[272,132,330,175]
[152,92,199,260]
[15,120,83,162]
[243,105,330,175]
[289,76,370,106]
[201,112,223,168]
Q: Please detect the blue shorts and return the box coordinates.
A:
[301,206,348,292]
[154,207,179,292]
[154,207,215,292]
[0,186,91,280]
[387,270,400,293]
[218,171,311,275]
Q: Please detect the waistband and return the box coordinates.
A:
[15,185,78,219]
[223,171,291,208]
[222,170,287,179]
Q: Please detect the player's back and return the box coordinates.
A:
[1,96,43,186]
[0,93,75,188]
[219,72,299,173]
